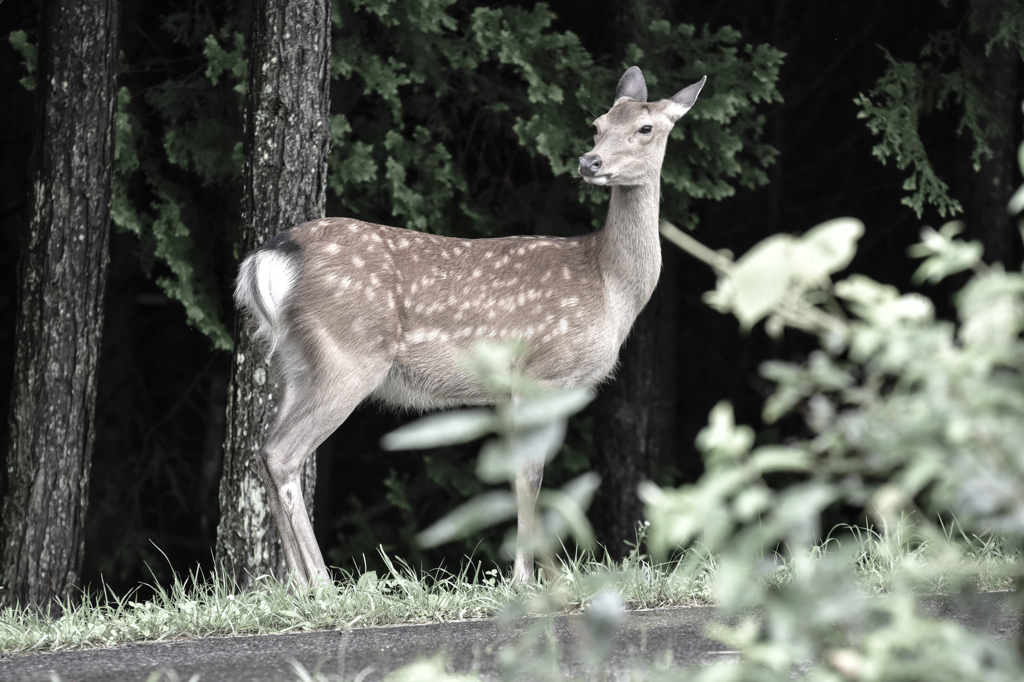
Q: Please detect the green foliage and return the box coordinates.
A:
[329,0,781,234]
[855,0,1024,218]
[112,13,246,351]
[648,146,1024,677]
[8,30,36,91]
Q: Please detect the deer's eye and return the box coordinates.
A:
[638,125,653,135]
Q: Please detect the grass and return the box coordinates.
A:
[0,548,713,655]
[1,525,1016,657]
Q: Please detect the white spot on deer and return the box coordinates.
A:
[406,329,427,343]
[472,269,482,278]
[453,247,463,256]
[325,273,338,283]
[325,243,340,254]
[369,273,380,286]
[516,293,527,306]
[541,270,552,283]
[404,298,411,308]
[348,223,359,232]
[441,250,450,259]
[561,297,579,307]
[562,266,572,280]
[559,318,569,333]
[352,255,365,267]
[487,309,496,320]
[411,282,419,294]
[387,292,396,309]
[399,238,410,248]
[371,233,382,243]
[340,276,352,288]
[517,247,526,256]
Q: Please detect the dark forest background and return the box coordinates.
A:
[1,0,1021,597]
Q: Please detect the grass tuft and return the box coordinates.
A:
[1,526,1014,656]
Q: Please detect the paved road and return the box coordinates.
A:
[0,594,1016,681]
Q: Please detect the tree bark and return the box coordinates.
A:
[967,40,1019,266]
[215,0,331,586]
[591,244,688,559]
[1,0,119,610]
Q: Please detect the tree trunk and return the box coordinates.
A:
[967,40,1019,266]
[215,0,331,586]
[591,244,687,559]
[1,0,119,610]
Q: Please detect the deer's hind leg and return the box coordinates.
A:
[259,350,391,585]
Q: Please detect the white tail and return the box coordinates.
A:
[236,66,706,584]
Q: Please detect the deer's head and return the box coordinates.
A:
[579,66,706,187]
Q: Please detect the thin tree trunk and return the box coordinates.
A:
[215,0,331,586]
[968,40,1019,266]
[1,0,119,610]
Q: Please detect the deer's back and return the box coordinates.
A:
[276,218,621,408]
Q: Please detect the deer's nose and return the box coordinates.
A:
[578,153,603,177]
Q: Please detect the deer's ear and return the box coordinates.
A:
[664,76,707,122]
[614,66,648,105]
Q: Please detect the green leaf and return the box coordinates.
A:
[9,30,36,91]
[416,491,517,548]
[381,409,497,450]
[791,218,865,283]
[697,401,755,463]
[475,420,566,484]
[750,446,813,474]
[538,473,601,548]
[511,386,594,429]
[909,223,983,284]
[728,234,794,329]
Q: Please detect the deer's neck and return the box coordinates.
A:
[595,182,662,341]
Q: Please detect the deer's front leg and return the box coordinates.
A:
[513,457,545,582]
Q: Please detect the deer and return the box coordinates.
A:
[235,66,706,585]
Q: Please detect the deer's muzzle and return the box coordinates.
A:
[578,153,603,179]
